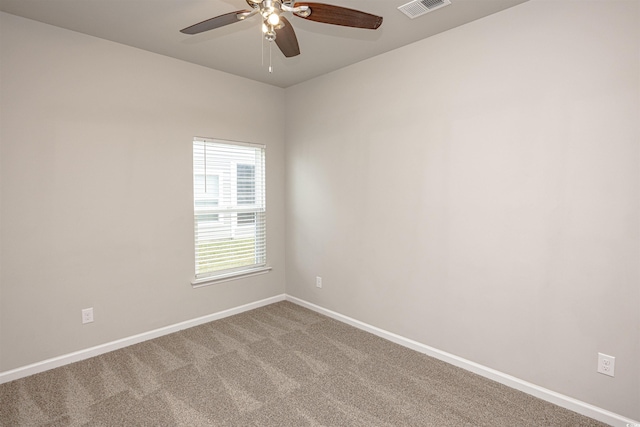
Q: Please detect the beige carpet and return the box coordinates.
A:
[0,301,608,426]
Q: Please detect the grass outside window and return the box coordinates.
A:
[196,238,257,274]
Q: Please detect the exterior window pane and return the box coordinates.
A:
[193,138,266,280]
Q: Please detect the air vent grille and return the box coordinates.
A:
[398,0,451,19]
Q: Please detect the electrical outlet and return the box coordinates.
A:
[82,307,94,324]
[597,353,615,377]
[316,276,322,288]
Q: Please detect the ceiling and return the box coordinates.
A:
[0,0,528,88]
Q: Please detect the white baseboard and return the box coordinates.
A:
[1,292,637,427]
[285,295,639,427]
[0,294,286,385]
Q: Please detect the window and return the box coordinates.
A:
[192,138,267,284]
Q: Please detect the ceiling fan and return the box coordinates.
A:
[180,1,383,58]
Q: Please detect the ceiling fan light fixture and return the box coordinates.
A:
[267,12,280,26]
[265,30,276,41]
[262,21,277,41]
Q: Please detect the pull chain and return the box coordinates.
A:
[260,23,274,74]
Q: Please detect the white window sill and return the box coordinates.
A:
[191,266,272,288]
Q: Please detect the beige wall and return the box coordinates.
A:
[285,0,639,420]
[2,0,639,421]
[0,12,286,371]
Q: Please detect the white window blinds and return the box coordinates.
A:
[193,138,266,280]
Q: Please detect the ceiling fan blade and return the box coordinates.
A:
[293,3,382,29]
[275,17,301,58]
[180,10,251,34]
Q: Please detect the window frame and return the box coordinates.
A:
[190,137,270,287]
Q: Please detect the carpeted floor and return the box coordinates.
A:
[0,301,608,426]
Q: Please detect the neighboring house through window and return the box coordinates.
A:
[194,173,220,222]
[192,137,267,285]
[237,163,256,225]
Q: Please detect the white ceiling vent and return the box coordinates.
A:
[398,0,451,19]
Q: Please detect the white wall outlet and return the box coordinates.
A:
[82,307,94,324]
[316,276,322,288]
[597,352,615,377]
